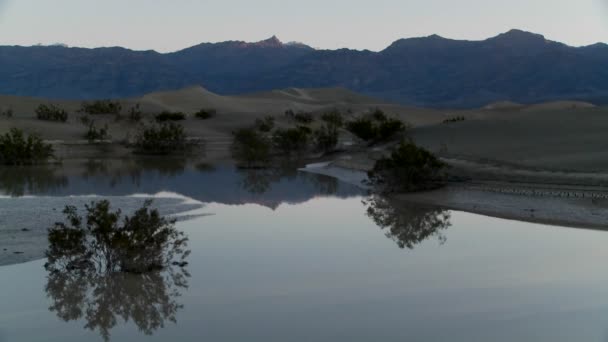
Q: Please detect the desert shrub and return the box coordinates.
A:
[367,141,447,193]
[314,111,344,153]
[45,199,189,274]
[346,110,406,143]
[155,111,186,122]
[272,126,311,155]
[346,118,377,141]
[284,109,295,118]
[194,108,216,120]
[0,128,54,165]
[128,103,143,122]
[1,107,13,118]
[84,122,110,142]
[80,100,122,115]
[293,112,314,124]
[443,116,466,124]
[314,124,340,153]
[231,128,271,168]
[254,116,276,132]
[133,122,188,155]
[377,117,406,139]
[36,104,68,122]
[321,111,344,127]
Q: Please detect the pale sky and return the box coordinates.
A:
[0,0,607,52]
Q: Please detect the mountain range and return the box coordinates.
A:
[1,29,607,108]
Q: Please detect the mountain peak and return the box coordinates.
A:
[255,35,283,48]
[490,29,547,44]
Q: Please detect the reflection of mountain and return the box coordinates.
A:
[364,195,451,249]
[0,161,362,209]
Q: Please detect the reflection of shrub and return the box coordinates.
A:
[231,128,271,168]
[346,109,406,143]
[80,100,122,115]
[36,104,68,122]
[155,111,186,122]
[272,126,311,155]
[368,141,446,193]
[194,109,216,120]
[45,200,189,274]
[133,123,188,155]
[0,128,54,165]
[254,116,275,132]
[365,195,451,249]
[85,122,110,142]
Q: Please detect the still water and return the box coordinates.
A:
[1,160,608,342]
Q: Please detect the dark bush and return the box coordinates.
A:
[80,100,122,115]
[155,111,186,122]
[314,111,343,153]
[133,122,188,155]
[443,116,466,124]
[346,110,406,143]
[231,128,271,168]
[0,128,54,165]
[293,112,314,124]
[1,107,13,118]
[272,126,311,155]
[194,109,216,120]
[367,141,447,193]
[314,124,340,153]
[321,111,344,127]
[45,199,189,274]
[36,104,68,122]
[84,122,110,142]
[128,104,143,122]
[346,118,377,141]
[377,118,406,139]
[254,116,276,132]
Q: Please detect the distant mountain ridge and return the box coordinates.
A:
[1,29,607,108]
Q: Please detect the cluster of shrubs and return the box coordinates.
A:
[1,107,13,118]
[84,122,110,142]
[231,128,272,168]
[36,104,68,122]
[194,109,216,120]
[254,116,276,132]
[443,116,466,124]
[0,128,54,165]
[346,109,406,144]
[285,109,314,124]
[80,100,122,115]
[231,110,347,167]
[133,122,189,155]
[155,111,186,122]
[128,103,143,122]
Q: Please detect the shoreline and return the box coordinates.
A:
[300,160,608,230]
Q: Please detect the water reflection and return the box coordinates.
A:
[0,160,361,207]
[0,165,68,197]
[364,195,451,249]
[46,268,188,341]
[44,200,190,341]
